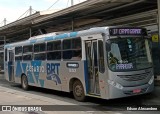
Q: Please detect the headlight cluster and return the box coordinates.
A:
[108,80,123,89]
[148,76,154,85]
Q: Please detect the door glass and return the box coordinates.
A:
[85,41,100,94]
[98,40,105,73]
[92,41,100,94]
[93,42,98,67]
[85,42,93,93]
[8,50,14,82]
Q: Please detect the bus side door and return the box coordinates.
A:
[83,34,106,96]
[8,48,15,82]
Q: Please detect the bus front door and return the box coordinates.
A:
[8,50,15,82]
[85,40,100,95]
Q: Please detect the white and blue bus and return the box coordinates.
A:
[4,26,154,101]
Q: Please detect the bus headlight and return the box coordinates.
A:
[108,80,123,90]
[148,76,154,85]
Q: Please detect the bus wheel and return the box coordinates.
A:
[21,75,29,90]
[73,80,86,101]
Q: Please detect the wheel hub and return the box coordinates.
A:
[75,85,82,97]
[23,77,27,88]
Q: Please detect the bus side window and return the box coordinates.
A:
[72,38,82,60]
[5,49,7,61]
[53,41,61,50]
[23,55,32,61]
[15,46,22,61]
[39,43,45,52]
[23,45,32,53]
[63,39,72,60]
[15,56,22,61]
[34,43,46,60]
[34,53,46,60]
[63,38,82,60]
[47,40,61,60]
[23,45,33,61]
[15,46,22,55]
[34,43,45,52]
[63,50,72,59]
[98,40,105,73]
[72,38,81,49]
[63,39,71,50]
[47,42,53,51]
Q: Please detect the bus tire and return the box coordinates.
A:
[21,75,29,90]
[73,80,86,101]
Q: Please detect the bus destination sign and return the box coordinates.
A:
[109,28,147,36]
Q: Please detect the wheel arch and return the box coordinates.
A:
[69,78,82,92]
[21,73,26,80]
[21,73,29,90]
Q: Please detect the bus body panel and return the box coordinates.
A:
[109,68,153,87]
[4,26,154,100]
[12,60,87,93]
[108,81,154,99]
[107,68,154,99]
[81,34,109,99]
[4,62,9,81]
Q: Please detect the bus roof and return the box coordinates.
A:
[4,26,146,48]
[4,27,108,48]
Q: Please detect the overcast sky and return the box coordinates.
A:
[0,0,86,26]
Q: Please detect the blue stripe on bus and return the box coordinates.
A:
[70,32,78,37]
[55,33,68,40]
[21,62,35,84]
[27,71,35,84]
[4,32,78,48]
[5,44,10,48]
[22,63,27,73]
[16,61,22,77]
[8,62,12,81]
[31,61,42,83]
[45,36,53,41]
[30,39,37,44]
[84,60,89,93]
[39,79,44,87]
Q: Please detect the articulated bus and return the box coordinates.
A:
[4,26,154,101]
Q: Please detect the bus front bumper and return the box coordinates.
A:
[108,81,154,99]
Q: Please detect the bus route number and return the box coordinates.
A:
[69,68,76,72]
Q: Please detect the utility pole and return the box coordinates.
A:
[4,18,6,26]
[71,0,74,6]
[71,0,74,31]
[29,6,32,15]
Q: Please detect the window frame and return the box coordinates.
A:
[46,40,62,61]
[62,37,82,61]
[15,46,23,61]
[98,40,105,73]
[23,45,33,61]
[33,43,46,61]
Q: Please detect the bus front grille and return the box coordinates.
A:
[117,72,149,81]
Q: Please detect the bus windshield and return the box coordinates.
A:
[107,37,152,72]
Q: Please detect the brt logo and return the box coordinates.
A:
[46,63,60,75]
[46,63,61,85]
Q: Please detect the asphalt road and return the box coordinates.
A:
[0,78,160,113]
